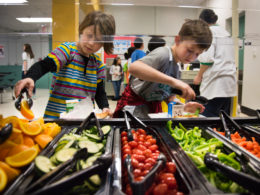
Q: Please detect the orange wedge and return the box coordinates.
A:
[35,134,53,149]
[23,135,35,147]
[0,162,20,182]
[5,146,38,168]
[0,116,20,128]
[0,167,8,192]
[7,144,29,157]
[20,100,34,120]
[21,120,42,136]
[42,123,61,138]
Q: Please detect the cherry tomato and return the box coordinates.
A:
[123,153,128,161]
[166,162,177,174]
[138,128,146,134]
[153,183,168,195]
[145,158,156,165]
[131,129,136,134]
[149,144,158,151]
[148,138,156,145]
[137,144,147,151]
[122,144,131,151]
[143,141,152,147]
[137,162,145,170]
[131,158,139,168]
[123,148,131,155]
[135,176,144,181]
[138,136,145,142]
[159,173,174,182]
[135,154,146,162]
[122,140,128,146]
[121,136,128,142]
[129,141,138,148]
[163,176,177,189]
[133,168,142,178]
[132,149,143,155]
[121,131,127,137]
[143,149,152,158]
[145,135,153,140]
[142,169,149,176]
[144,162,153,171]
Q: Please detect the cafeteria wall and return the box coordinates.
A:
[0,34,51,89]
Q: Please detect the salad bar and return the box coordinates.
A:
[0,111,260,195]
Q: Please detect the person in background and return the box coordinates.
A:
[15,11,116,119]
[147,37,166,54]
[113,19,212,118]
[123,46,136,88]
[131,37,146,62]
[193,9,237,117]
[22,44,35,96]
[110,56,123,100]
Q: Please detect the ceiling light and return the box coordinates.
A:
[16,17,53,23]
[0,0,27,4]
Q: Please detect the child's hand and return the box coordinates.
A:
[14,78,35,98]
[174,79,195,100]
[184,102,205,113]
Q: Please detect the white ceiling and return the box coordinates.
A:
[0,0,206,33]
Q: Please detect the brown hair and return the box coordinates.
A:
[24,43,34,59]
[178,19,212,50]
[79,11,116,54]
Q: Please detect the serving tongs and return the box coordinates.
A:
[171,88,208,105]
[123,110,134,141]
[75,111,104,140]
[0,123,12,144]
[219,110,260,141]
[204,152,260,194]
[25,148,88,194]
[125,153,166,195]
[15,88,33,111]
[27,153,113,195]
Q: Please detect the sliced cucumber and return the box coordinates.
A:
[86,156,98,167]
[84,133,101,141]
[101,125,111,135]
[84,181,98,192]
[55,148,77,163]
[88,174,101,186]
[78,140,100,154]
[96,143,104,151]
[35,156,55,174]
[50,154,58,165]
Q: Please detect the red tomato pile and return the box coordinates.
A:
[121,129,183,195]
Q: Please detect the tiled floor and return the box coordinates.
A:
[0,88,248,119]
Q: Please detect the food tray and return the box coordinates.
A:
[157,121,260,194]
[110,111,213,195]
[3,114,115,195]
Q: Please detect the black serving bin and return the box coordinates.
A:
[3,114,115,195]
[110,112,214,195]
[155,118,260,194]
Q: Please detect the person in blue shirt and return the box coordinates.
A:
[131,37,146,62]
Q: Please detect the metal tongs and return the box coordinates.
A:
[171,88,208,105]
[76,112,104,140]
[25,148,88,194]
[125,153,166,195]
[27,153,113,195]
[15,88,33,111]
[219,110,260,140]
[0,123,13,144]
[204,152,260,194]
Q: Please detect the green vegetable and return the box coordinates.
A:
[217,153,241,171]
[178,123,187,132]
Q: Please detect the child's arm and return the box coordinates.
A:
[129,60,195,100]
[15,57,56,97]
[193,64,209,85]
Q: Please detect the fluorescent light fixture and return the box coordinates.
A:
[16,17,53,23]
[0,0,27,4]
[111,3,134,6]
